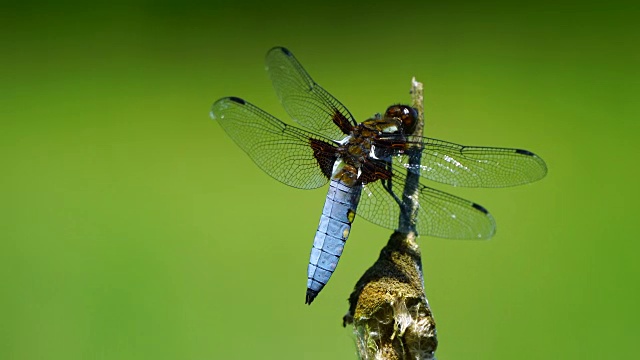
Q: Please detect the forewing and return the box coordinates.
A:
[357,172,496,239]
[210,97,335,189]
[393,138,548,187]
[265,47,357,140]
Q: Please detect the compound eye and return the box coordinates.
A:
[384,105,418,135]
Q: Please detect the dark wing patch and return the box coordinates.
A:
[360,159,393,184]
[309,138,338,180]
[332,110,354,135]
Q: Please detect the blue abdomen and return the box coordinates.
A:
[306,179,362,304]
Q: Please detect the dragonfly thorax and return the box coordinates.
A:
[336,127,377,174]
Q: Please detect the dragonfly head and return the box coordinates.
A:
[384,105,418,135]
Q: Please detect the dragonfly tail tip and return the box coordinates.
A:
[305,289,318,305]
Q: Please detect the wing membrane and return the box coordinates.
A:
[394,138,548,187]
[357,172,496,239]
[210,97,335,189]
[265,47,357,140]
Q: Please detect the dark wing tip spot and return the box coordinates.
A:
[515,149,535,156]
[228,96,245,105]
[472,202,489,215]
[280,47,292,56]
[305,289,318,305]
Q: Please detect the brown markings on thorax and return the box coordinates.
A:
[337,120,400,185]
[310,113,411,187]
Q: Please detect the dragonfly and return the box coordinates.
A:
[210,47,547,305]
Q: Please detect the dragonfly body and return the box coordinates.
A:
[307,114,410,303]
[210,47,547,304]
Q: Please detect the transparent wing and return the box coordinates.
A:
[210,97,336,189]
[393,138,548,187]
[265,46,357,140]
[357,172,496,239]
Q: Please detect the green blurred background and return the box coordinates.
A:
[1,1,638,359]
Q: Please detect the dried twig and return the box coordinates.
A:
[344,78,437,360]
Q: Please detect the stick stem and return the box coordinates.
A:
[344,78,437,360]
